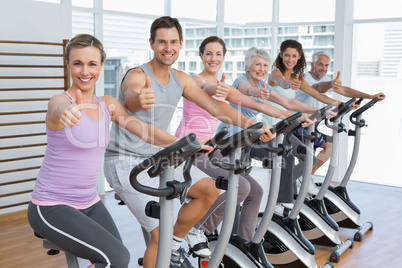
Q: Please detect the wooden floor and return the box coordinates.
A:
[1,178,402,268]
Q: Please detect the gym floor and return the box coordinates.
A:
[1,166,401,267]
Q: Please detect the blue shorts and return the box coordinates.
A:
[294,128,327,149]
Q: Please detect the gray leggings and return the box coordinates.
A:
[27,201,130,268]
[192,151,263,241]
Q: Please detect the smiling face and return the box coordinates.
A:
[246,56,270,83]
[150,27,183,66]
[311,55,330,80]
[280,47,301,71]
[200,42,225,74]
[68,46,103,92]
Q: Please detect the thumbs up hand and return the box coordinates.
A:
[259,80,270,100]
[59,89,83,128]
[215,73,229,99]
[139,76,155,110]
[291,74,301,90]
[332,71,342,90]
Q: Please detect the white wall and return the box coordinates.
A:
[0,0,71,41]
[0,0,72,215]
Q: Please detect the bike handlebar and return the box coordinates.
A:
[330,97,356,122]
[129,134,200,197]
[350,97,379,126]
[309,103,334,122]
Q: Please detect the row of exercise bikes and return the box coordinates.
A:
[131,96,379,268]
[38,96,380,267]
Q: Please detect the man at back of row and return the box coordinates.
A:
[295,51,386,109]
[294,51,386,177]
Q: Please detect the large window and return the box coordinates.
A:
[72,11,94,36]
[278,0,335,23]
[103,0,164,14]
[172,0,217,21]
[224,0,272,24]
[72,0,92,7]
[350,22,402,187]
[103,14,150,64]
[68,0,401,188]
[354,0,402,20]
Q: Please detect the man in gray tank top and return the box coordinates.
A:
[104,16,274,268]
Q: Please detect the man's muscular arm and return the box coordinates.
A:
[121,69,155,112]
